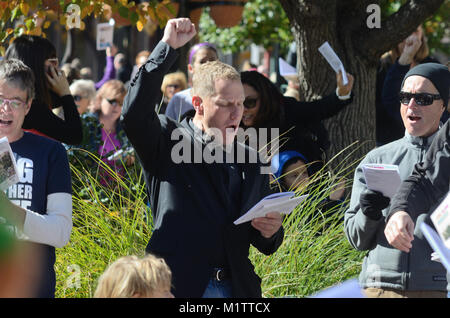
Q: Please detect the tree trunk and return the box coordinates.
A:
[278,0,445,171]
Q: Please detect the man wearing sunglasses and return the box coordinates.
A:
[345,63,449,298]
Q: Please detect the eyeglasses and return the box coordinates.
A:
[73,95,86,102]
[106,98,122,107]
[399,91,441,106]
[167,84,180,89]
[0,97,26,110]
[243,97,258,109]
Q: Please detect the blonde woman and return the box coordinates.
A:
[74,79,132,186]
[69,79,96,115]
[94,254,174,298]
[158,71,187,114]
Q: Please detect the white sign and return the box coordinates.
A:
[96,23,114,51]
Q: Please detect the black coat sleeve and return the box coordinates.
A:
[388,120,450,220]
[22,95,82,145]
[283,92,353,125]
[120,41,178,175]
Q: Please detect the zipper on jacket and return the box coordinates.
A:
[405,136,428,290]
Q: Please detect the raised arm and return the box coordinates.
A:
[120,18,196,173]
[285,71,354,123]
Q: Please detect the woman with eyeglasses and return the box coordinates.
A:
[69,79,96,115]
[70,80,133,187]
[240,70,354,175]
[158,71,187,114]
[5,35,82,145]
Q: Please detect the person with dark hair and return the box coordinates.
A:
[5,35,82,145]
[345,63,449,298]
[240,69,354,174]
[0,58,72,297]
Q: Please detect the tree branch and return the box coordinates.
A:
[357,0,445,61]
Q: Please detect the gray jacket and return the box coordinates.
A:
[344,130,447,291]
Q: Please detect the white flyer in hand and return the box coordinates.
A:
[0,137,19,191]
[318,41,348,85]
[96,23,114,50]
[234,192,308,225]
[362,163,401,199]
[420,222,450,272]
[430,191,450,249]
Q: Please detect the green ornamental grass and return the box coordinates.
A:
[55,143,367,298]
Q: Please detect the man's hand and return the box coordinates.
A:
[251,212,282,238]
[161,18,196,50]
[336,71,354,97]
[384,211,415,253]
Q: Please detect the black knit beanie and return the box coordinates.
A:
[401,63,450,107]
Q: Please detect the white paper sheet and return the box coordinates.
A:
[420,222,450,272]
[430,191,450,249]
[233,192,308,225]
[318,41,348,85]
[96,23,114,51]
[362,163,401,199]
[0,136,19,191]
[279,57,297,77]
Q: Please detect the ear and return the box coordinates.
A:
[24,99,32,116]
[192,95,203,115]
[188,63,194,74]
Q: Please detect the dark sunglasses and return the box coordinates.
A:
[167,84,180,89]
[106,98,122,107]
[243,97,258,109]
[73,95,85,102]
[399,91,441,106]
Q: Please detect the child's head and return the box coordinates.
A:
[271,151,310,191]
[94,254,173,298]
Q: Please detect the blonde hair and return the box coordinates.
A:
[70,79,96,100]
[94,254,172,298]
[92,79,127,114]
[161,71,187,94]
[192,60,240,98]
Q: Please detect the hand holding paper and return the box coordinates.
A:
[318,41,348,85]
[362,164,401,199]
[251,212,283,238]
[234,192,308,225]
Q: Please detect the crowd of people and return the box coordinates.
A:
[0,17,448,299]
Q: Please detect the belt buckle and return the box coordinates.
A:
[215,268,224,281]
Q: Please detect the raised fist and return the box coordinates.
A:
[161,18,196,50]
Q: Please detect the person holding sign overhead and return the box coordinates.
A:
[344,63,449,298]
[120,18,284,298]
